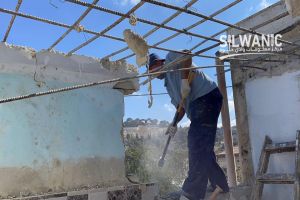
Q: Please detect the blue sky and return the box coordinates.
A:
[0,0,279,126]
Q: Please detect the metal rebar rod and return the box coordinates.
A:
[126,92,168,97]
[0,7,123,42]
[0,64,229,104]
[143,0,300,48]
[2,0,23,42]
[65,0,220,45]
[114,0,242,61]
[66,1,145,55]
[0,8,73,29]
[102,0,199,59]
[48,0,100,51]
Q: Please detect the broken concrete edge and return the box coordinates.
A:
[0,42,139,95]
[285,0,300,18]
[0,183,158,200]
[227,0,299,36]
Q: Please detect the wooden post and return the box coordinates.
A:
[295,130,300,200]
[215,52,237,187]
[230,60,255,185]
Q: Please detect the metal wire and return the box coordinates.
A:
[48,0,100,50]
[142,0,300,48]
[65,0,220,45]
[66,1,145,55]
[114,0,243,61]
[2,0,23,42]
[102,0,199,59]
[126,92,168,97]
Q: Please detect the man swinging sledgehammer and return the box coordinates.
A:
[147,50,229,200]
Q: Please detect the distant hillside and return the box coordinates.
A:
[123,117,238,148]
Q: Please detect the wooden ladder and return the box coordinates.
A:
[252,131,300,200]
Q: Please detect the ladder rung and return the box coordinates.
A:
[257,173,295,184]
[265,141,296,153]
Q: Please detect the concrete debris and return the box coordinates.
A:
[100,58,137,73]
[285,0,300,18]
[0,43,139,93]
[123,29,149,67]
[129,13,138,26]
[74,24,85,32]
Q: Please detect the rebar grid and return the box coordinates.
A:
[65,0,221,46]
[47,0,100,51]
[114,0,242,61]
[142,0,300,48]
[2,0,23,42]
[0,7,231,61]
[0,7,127,42]
[66,1,145,55]
[1,6,283,63]
[0,8,228,61]
[102,0,200,59]
[0,0,297,65]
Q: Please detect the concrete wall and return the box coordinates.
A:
[225,0,300,197]
[285,0,300,18]
[0,43,138,197]
[245,69,300,199]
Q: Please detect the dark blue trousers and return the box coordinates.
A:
[182,88,229,200]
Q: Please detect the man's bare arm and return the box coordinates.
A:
[174,106,185,125]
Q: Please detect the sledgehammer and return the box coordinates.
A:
[158,107,182,167]
[158,71,194,168]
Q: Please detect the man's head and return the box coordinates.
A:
[148,53,165,79]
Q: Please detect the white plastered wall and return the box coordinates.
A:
[245,69,300,200]
[0,43,139,197]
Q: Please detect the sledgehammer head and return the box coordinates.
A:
[158,156,165,168]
